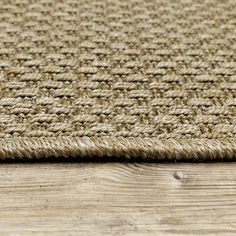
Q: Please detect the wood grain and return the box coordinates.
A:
[0,163,236,235]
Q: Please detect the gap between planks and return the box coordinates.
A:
[0,163,235,235]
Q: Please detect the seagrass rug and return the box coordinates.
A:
[0,0,235,160]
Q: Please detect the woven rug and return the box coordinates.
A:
[0,0,235,160]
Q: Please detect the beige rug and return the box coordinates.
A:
[0,0,235,160]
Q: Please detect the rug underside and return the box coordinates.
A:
[0,0,235,160]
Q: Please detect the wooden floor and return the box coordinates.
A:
[0,163,236,235]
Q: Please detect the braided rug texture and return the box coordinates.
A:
[0,0,236,160]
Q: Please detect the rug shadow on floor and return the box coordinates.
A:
[0,156,234,163]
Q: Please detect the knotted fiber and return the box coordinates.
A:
[0,0,236,160]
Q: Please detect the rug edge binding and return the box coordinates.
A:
[0,137,235,160]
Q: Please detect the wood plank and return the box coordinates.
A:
[0,163,235,235]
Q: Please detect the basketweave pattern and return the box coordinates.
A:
[0,0,235,139]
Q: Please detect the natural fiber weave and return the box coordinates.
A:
[0,0,235,160]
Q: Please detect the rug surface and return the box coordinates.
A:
[0,0,235,160]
